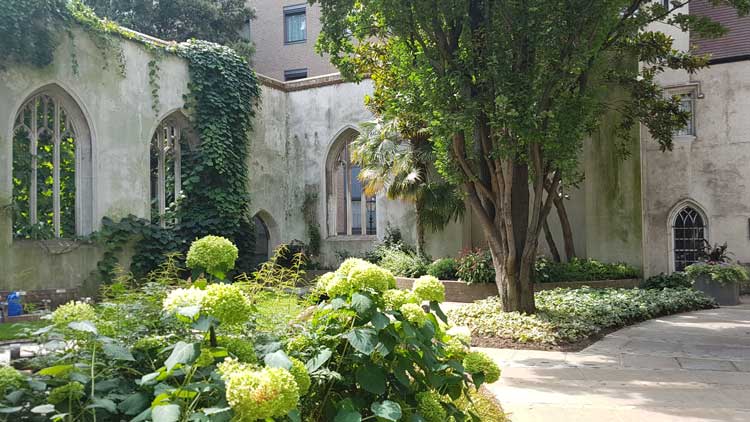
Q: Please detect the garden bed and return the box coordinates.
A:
[396,277,641,303]
[448,287,716,351]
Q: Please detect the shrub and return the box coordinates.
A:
[378,247,429,277]
[427,258,458,280]
[641,272,692,289]
[456,249,495,284]
[685,262,750,285]
[186,235,239,279]
[534,257,639,283]
[449,287,716,344]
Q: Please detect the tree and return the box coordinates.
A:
[314,0,749,312]
[352,118,464,256]
[84,0,253,58]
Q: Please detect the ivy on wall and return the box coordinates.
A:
[1,0,260,280]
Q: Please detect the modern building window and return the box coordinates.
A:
[284,68,308,81]
[673,206,706,271]
[150,112,196,227]
[12,86,92,239]
[327,133,377,236]
[675,92,695,136]
[284,5,306,44]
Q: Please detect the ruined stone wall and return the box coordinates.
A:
[0,28,190,291]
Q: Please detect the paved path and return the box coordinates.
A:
[480,298,750,422]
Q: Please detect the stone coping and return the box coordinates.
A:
[395,277,641,303]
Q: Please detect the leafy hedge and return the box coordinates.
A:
[641,272,692,290]
[534,257,639,283]
[449,287,715,344]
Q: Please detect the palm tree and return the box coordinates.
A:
[351,118,464,256]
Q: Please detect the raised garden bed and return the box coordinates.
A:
[396,277,641,303]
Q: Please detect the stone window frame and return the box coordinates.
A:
[150,111,197,227]
[666,83,700,141]
[10,84,94,239]
[667,199,709,273]
[324,127,377,239]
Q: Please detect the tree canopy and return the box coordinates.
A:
[84,0,254,58]
[313,0,750,312]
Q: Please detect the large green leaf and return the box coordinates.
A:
[68,321,98,334]
[165,342,200,371]
[343,328,378,355]
[264,350,292,370]
[152,404,180,422]
[119,393,150,416]
[371,401,401,421]
[305,348,332,372]
[86,398,117,413]
[355,364,386,395]
[334,409,362,422]
[371,312,390,330]
[103,343,135,361]
[38,364,73,378]
[351,293,374,315]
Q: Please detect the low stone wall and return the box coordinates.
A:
[395,277,641,303]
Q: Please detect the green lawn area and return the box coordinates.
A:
[449,287,715,346]
[0,320,48,341]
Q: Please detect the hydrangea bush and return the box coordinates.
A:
[0,239,501,421]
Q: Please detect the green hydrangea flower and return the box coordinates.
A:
[416,390,447,422]
[48,381,85,405]
[463,351,501,384]
[186,235,239,279]
[195,349,216,367]
[412,275,445,303]
[162,287,206,314]
[348,264,396,292]
[400,303,428,327]
[221,336,257,363]
[336,258,370,277]
[219,359,300,421]
[289,358,311,395]
[51,301,96,326]
[0,365,25,393]
[285,335,311,353]
[201,283,253,327]
[316,272,337,293]
[382,289,416,309]
[443,337,468,359]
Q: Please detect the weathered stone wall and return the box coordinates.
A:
[0,28,190,291]
[642,60,750,276]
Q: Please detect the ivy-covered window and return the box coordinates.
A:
[150,112,196,226]
[328,135,376,236]
[12,89,92,239]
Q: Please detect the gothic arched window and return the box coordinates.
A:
[12,87,92,239]
[150,112,196,226]
[326,131,376,236]
[673,206,706,271]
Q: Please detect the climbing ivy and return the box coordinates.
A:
[1,1,260,280]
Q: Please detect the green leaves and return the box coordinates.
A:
[355,363,386,394]
[103,343,135,361]
[344,328,378,355]
[305,348,333,372]
[164,341,200,371]
[152,404,180,422]
[334,409,362,422]
[371,401,402,421]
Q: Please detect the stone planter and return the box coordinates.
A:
[692,274,741,306]
[395,277,641,303]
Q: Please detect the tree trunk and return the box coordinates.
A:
[415,202,426,258]
[542,219,562,262]
[553,194,576,261]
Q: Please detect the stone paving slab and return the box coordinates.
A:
[479,297,750,422]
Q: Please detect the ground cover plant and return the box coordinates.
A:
[449,287,716,346]
[534,257,639,283]
[0,237,503,421]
